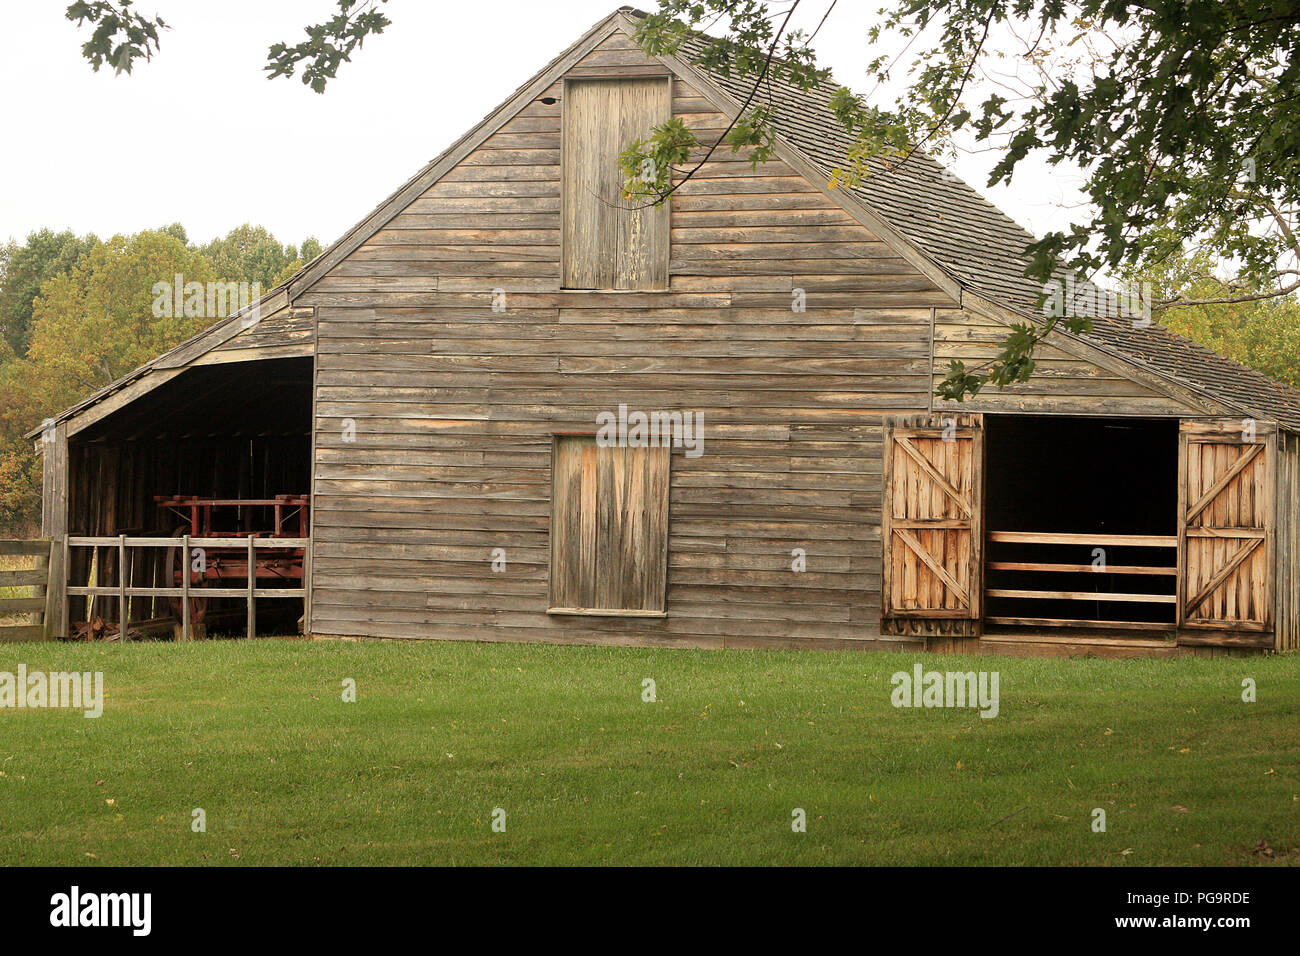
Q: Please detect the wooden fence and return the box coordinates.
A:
[0,539,57,642]
[63,536,309,641]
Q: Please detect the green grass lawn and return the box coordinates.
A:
[0,638,1296,866]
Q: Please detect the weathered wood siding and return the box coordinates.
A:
[932,308,1204,416]
[1275,429,1300,651]
[205,305,316,363]
[302,34,953,647]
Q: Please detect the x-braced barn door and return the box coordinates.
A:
[881,413,984,636]
[1178,419,1275,634]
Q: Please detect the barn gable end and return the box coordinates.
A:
[301,25,954,647]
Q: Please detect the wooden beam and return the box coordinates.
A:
[987,588,1176,604]
[986,561,1177,576]
[985,616,1174,631]
[989,531,1177,547]
[181,534,192,643]
[247,536,256,640]
[118,534,128,641]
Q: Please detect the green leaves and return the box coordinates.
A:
[65,1,167,76]
[619,119,699,202]
[265,0,392,93]
[641,0,1300,402]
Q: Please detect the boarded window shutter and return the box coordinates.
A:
[1178,419,1274,632]
[550,437,669,613]
[562,78,670,290]
[881,413,984,635]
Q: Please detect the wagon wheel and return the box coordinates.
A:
[164,526,208,624]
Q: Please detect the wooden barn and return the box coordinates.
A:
[31,8,1300,656]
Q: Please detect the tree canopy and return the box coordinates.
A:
[0,223,318,531]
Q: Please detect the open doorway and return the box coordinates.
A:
[983,415,1179,629]
[65,356,312,638]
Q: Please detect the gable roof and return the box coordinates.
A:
[37,6,1300,436]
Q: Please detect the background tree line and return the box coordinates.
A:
[0,224,321,533]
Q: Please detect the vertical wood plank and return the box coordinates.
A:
[247,535,256,640]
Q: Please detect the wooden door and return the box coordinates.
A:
[561,77,670,290]
[549,436,670,615]
[1178,419,1275,632]
[881,413,984,635]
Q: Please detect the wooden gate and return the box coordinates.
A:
[1178,419,1274,636]
[0,539,56,642]
[881,413,984,636]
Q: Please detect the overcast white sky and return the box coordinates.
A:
[0,0,1088,249]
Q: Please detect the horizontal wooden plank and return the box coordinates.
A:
[546,607,669,618]
[986,561,1177,576]
[0,539,51,556]
[67,587,305,599]
[0,624,46,643]
[0,596,46,612]
[985,617,1174,631]
[0,569,47,587]
[987,588,1177,604]
[67,537,309,548]
[988,532,1178,547]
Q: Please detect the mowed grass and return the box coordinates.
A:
[0,638,1296,866]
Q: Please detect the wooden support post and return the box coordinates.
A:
[246,536,256,640]
[40,421,70,638]
[302,539,312,635]
[181,534,192,642]
[60,534,70,640]
[118,534,128,641]
[42,539,58,641]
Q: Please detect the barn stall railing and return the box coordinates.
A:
[62,536,309,641]
[983,531,1178,630]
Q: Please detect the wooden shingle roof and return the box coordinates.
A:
[663,17,1300,429]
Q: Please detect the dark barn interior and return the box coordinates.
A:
[983,415,1180,627]
[65,357,312,636]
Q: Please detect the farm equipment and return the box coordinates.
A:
[154,495,310,624]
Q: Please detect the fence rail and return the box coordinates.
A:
[984,529,1177,630]
[63,535,308,641]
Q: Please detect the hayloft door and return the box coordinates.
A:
[1178,419,1275,632]
[881,413,984,635]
